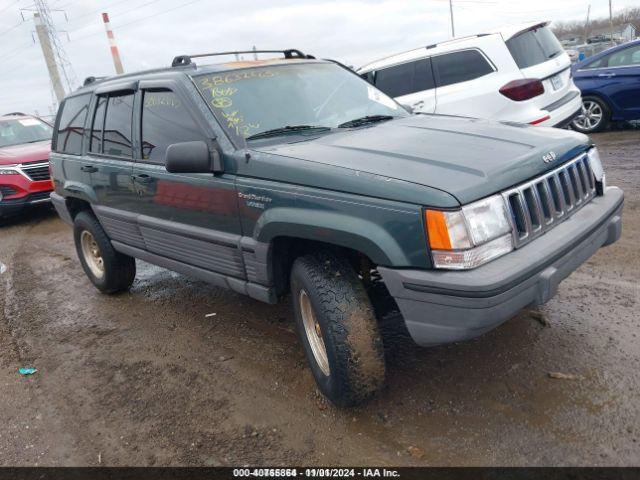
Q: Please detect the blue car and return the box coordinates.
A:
[571,39,640,133]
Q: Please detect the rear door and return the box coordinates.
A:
[430,48,498,117]
[372,58,436,113]
[589,43,640,119]
[130,79,244,278]
[84,83,142,248]
[505,24,573,107]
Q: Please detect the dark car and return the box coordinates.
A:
[0,113,54,219]
[49,49,623,406]
[571,39,640,133]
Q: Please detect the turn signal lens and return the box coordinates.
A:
[425,209,471,250]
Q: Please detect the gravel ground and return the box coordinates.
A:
[0,130,638,466]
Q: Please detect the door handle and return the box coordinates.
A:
[597,73,616,78]
[132,173,154,184]
[80,165,98,173]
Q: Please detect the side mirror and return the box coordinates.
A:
[165,140,223,174]
[401,103,414,114]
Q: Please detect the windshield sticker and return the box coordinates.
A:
[18,118,40,126]
[367,86,398,110]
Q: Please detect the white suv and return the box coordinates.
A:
[357,22,582,127]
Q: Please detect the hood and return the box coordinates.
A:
[252,115,590,205]
[0,140,51,166]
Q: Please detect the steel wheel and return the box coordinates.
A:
[299,289,330,376]
[80,230,104,279]
[573,100,603,131]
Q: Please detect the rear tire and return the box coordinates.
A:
[73,211,136,294]
[571,96,611,133]
[290,252,386,407]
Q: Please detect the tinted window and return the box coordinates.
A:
[506,26,563,69]
[89,96,107,153]
[141,90,204,164]
[585,57,606,69]
[103,93,133,157]
[374,59,434,97]
[432,50,493,87]
[55,94,90,155]
[607,44,640,67]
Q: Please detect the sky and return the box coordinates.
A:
[0,0,638,117]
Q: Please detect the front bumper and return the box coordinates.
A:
[0,190,52,217]
[379,187,624,346]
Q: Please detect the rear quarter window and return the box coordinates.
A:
[54,94,91,155]
[432,50,494,88]
[506,26,563,69]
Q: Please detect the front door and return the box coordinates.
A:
[130,83,244,279]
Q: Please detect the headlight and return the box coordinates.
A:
[0,164,20,175]
[425,194,513,270]
[587,147,606,195]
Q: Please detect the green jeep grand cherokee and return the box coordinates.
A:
[49,50,623,406]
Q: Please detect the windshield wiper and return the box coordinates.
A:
[338,115,397,128]
[246,125,330,140]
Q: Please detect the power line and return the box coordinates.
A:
[0,20,25,37]
[0,0,21,15]
[71,0,204,42]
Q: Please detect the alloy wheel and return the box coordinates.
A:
[573,100,603,131]
[299,289,330,376]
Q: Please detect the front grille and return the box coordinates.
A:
[0,186,17,197]
[21,161,50,181]
[28,191,52,203]
[503,153,597,248]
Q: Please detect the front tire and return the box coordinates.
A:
[571,96,611,133]
[290,252,386,406]
[73,211,136,294]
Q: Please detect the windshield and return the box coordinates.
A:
[0,117,53,148]
[506,26,563,69]
[194,62,407,142]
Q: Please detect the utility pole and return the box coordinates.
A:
[449,0,455,38]
[102,13,124,74]
[583,4,591,43]
[608,0,614,43]
[26,0,77,108]
[33,12,65,103]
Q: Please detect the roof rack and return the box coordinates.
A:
[171,49,314,67]
[83,76,107,86]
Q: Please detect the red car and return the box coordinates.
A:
[0,113,53,219]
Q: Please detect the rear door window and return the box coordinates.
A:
[54,94,90,155]
[506,26,563,69]
[374,58,434,97]
[606,44,640,67]
[432,50,494,87]
[102,93,134,158]
[140,90,205,164]
[89,96,107,153]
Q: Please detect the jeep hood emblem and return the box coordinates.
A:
[542,151,557,163]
